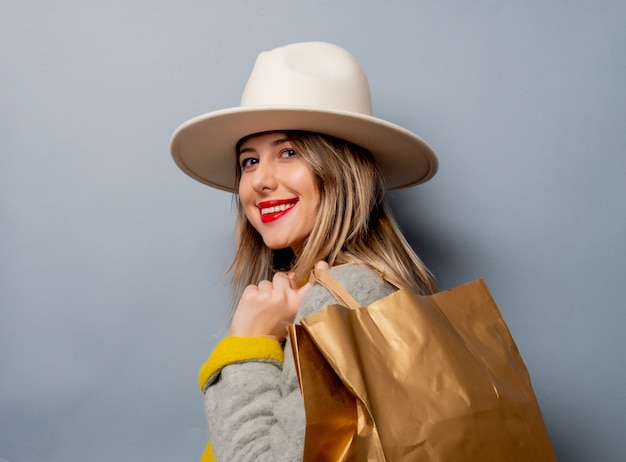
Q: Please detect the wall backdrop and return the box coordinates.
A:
[2,1,625,461]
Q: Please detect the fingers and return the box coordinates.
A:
[287,272,299,290]
[256,279,273,291]
[231,263,331,340]
[272,271,291,289]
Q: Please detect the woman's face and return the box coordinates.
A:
[238,132,320,254]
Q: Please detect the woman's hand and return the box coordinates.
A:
[230,261,329,341]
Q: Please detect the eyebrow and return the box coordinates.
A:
[238,137,291,155]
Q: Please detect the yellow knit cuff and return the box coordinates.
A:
[200,441,214,462]
[198,336,284,391]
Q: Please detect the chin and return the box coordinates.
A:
[263,240,292,250]
[263,238,303,253]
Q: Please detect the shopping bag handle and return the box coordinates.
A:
[310,268,361,310]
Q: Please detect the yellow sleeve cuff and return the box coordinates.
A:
[200,441,214,462]
[198,336,284,391]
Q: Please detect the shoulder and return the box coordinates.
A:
[297,264,396,320]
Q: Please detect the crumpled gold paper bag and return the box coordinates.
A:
[289,270,556,461]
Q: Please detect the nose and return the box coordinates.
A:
[250,159,278,193]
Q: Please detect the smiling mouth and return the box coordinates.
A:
[258,199,298,224]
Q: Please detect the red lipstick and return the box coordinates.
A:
[258,199,298,224]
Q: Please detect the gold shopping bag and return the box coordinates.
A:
[288,269,556,461]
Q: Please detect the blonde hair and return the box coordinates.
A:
[228,131,437,310]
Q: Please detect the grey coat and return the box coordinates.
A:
[204,265,396,462]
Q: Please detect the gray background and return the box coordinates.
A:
[1,1,625,461]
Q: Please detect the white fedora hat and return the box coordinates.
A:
[170,41,438,192]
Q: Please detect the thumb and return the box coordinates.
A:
[314,260,330,271]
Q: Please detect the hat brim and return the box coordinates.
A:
[170,106,438,192]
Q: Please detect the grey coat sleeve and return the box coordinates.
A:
[204,265,396,462]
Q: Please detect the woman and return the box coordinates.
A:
[171,41,438,462]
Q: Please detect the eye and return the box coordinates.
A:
[280,148,297,158]
[239,157,258,170]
